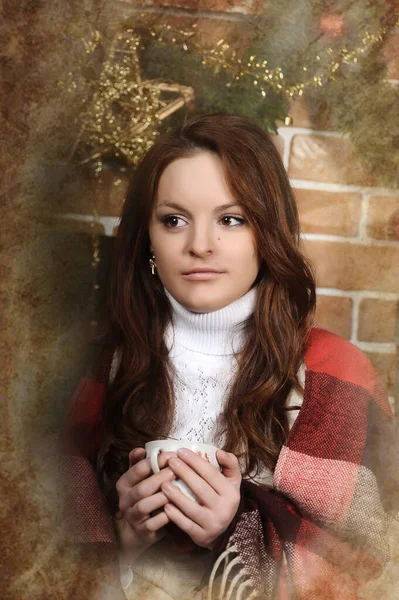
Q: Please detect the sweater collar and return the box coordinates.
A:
[164,285,257,356]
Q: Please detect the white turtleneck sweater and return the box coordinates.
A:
[163,286,304,480]
[163,285,258,449]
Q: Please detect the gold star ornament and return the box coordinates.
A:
[69,29,194,169]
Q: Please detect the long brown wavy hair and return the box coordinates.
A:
[98,113,316,513]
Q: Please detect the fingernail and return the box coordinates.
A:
[166,468,175,477]
[168,457,181,467]
[162,483,172,494]
[177,448,189,456]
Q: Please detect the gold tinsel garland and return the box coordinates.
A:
[66,21,390,170]
[148,22,388,100]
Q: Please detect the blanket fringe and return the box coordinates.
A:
[207,543,258,600]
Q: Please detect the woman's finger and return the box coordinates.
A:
[117,461,172,512]
[161,482,206,525]
[127,467,176,506]
[215,450,242,485]
[172,448,241,494]
[157,451,178,469]
[167,457,217,507]
[136,509,170,534]
[129,447,145,467]
[124,452,178,487]
[127,491,169,522]
[163,502,203,540]
[118,457,153,490]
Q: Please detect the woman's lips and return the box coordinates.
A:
[182,272,224,280]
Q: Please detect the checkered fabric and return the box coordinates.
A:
[60,328,399,598]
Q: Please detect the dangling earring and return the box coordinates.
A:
[149,254,157,275]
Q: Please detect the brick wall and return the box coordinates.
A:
[56,1,399,412]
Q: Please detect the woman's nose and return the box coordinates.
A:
[187,224,215,257]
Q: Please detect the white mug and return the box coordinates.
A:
[145,439,221,503]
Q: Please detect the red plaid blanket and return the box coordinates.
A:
[60,327,399,598]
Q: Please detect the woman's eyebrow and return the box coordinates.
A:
[155,201,241,215]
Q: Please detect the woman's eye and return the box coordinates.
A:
[162,216,186,228]
[220,216,246,227]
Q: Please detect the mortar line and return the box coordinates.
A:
[301,231,399,247]
[350,295,361,345]
[290,179,399,195]
[277,128,296,171]
[316,288,399,301]
[354,341,396,354]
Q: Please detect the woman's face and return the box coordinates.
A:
[148,151,260,312]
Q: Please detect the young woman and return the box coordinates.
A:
[62,113,398,600]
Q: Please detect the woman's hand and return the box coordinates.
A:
[161,448,241,549]
[114,447,177,562]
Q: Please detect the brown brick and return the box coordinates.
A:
[383,32,399,80]
[367,195,399,241]
[278,96,332,130]
[302,240,399,293]
[126,0,263,14]
[195,17,255,51]
[365,351,397,396]
[282,97,313,129]
[358,298,398,343]
[271,134,284,159]
[315,295,352,340]
[288,135,376,186]
[294,189,361,236]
